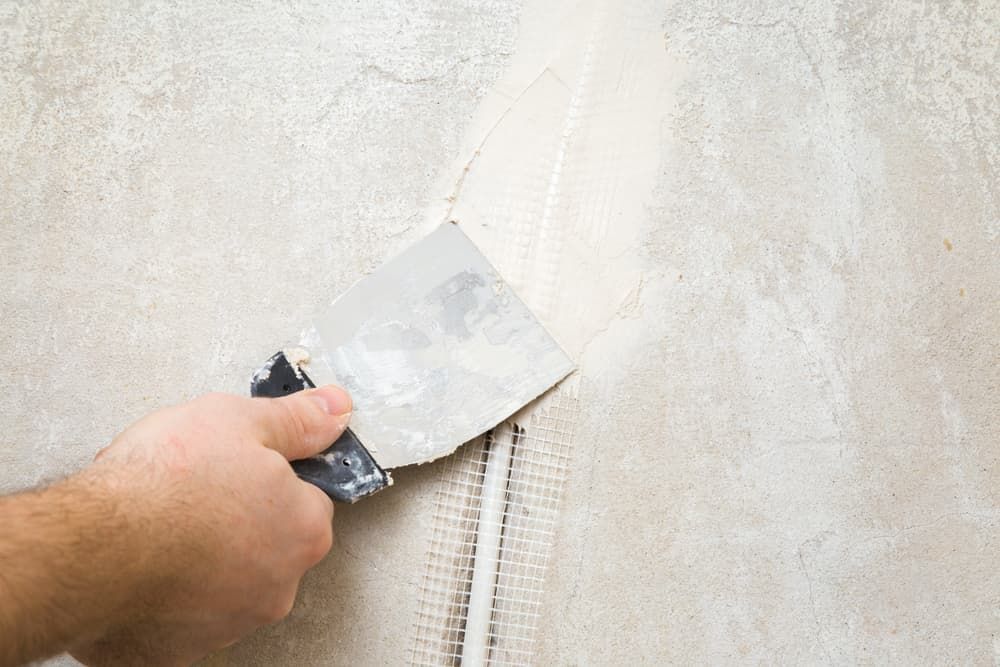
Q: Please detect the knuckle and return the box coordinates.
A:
[305,521,334,564]
[262,590,297,624]
[294,492,334,565]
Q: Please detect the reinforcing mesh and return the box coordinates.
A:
[410,380,579,665]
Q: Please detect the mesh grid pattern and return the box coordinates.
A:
[410,380,579,665]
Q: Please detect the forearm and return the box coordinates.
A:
[0,468,148,666]
[0,388,344,666]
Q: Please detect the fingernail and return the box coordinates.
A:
[310,385,352,416]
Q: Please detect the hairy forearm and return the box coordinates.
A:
[0,389,344,665]
[0,468,149,666]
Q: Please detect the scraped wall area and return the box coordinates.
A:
[3,0,999,665]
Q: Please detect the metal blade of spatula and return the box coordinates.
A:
[250,223,574,503]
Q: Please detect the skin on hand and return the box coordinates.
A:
[0,385,351,667]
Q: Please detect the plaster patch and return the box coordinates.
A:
[411,0,686,662]
[426,1,684,360]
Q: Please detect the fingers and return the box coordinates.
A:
[250,385,352,461]
[297,482,335,567]
[301,481,335,525]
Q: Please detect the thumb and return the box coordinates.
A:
[251,385,353,461]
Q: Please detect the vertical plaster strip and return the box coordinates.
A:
[413,0,682,663]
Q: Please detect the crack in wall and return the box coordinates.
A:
[798,546,834,665]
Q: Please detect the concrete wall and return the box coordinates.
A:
[2,1,997,664]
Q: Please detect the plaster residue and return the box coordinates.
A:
[412,1,687,662]
[282,346,311,380]
[298,224,573,470]
[425,0,684,360]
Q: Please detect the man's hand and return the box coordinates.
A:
[0,386,351,667]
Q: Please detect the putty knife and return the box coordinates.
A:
[250,223,573,503]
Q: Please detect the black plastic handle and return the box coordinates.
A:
[250,351,391,503]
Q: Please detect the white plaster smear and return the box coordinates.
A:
[415,2,685,661]
[425,0,683,361]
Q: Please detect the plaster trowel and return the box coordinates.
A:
[250,223,574,503]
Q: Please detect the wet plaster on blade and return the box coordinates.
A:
[296,223,574,470]
[281,346,311,381]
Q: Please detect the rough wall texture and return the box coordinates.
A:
[1,2,520,664]
[539,1,999,664]
[1,0,997,665]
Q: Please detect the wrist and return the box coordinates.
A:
[0,466,160,664]
[64,464,171,629]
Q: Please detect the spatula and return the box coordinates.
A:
[250,223,573,503]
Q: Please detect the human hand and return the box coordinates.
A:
[67,386,351,665]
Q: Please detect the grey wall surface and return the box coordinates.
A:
[2,1,998,664]
[538,3,1000,663]
[2,2,520,664]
